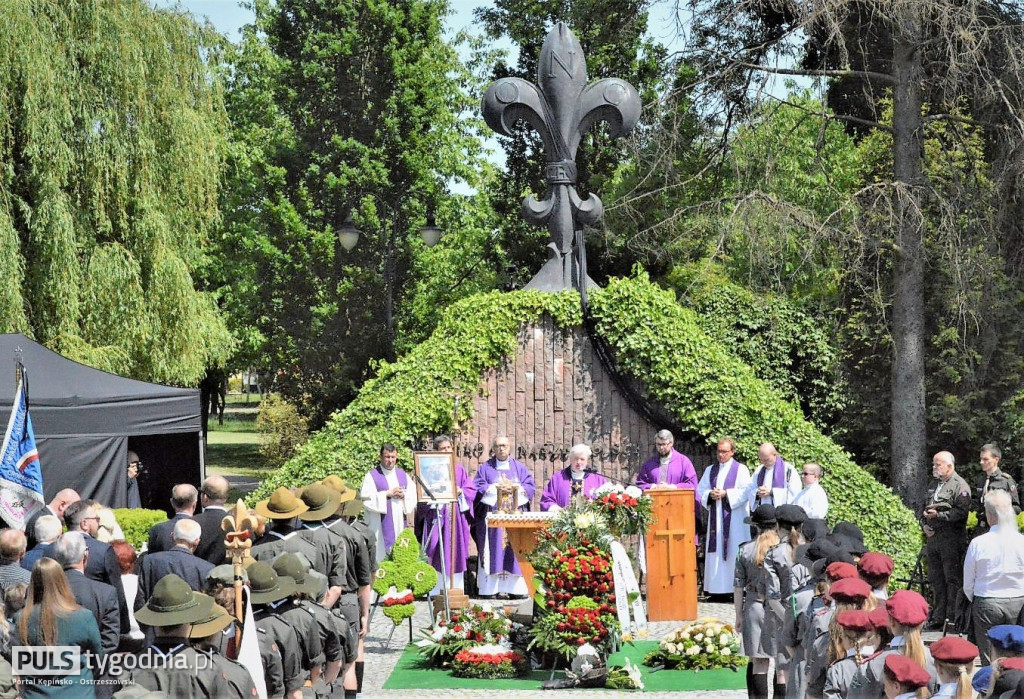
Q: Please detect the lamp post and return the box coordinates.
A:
[336,205,442,361]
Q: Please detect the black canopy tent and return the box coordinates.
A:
[0,334,203,511]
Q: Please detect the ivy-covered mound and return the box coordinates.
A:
[255,272,920,580]
[372,529,437,625]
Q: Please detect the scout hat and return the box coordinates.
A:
[832,521,865,542]
[931,636,979,665]
[884,654,931,689]
[298,483,344,522]
[989,625,1024,655]
[135,574,215,627]
[188,601,234,639]
[802,519,829,543]
[272,552,320,597]
[971,665,993,694]
[825,561,859,582]
[320,476,358,502]
[248,561,296,604]
[885,590,929,627]
[868,606,890,632]
[255,487,309,520]
[207,564,249,588]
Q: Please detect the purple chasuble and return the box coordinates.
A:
[757,456,786,499]
[540,469,607,510]
[415,465,476,575]
[636,449,698,491]
[369,466,408,553]
[472,458,536,576]
[707,460,739,557]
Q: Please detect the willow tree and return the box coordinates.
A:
[0,0,232,384]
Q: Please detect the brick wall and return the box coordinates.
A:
[453,315,715,508]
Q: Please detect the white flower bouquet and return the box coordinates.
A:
[643,619,745,671]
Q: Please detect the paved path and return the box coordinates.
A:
[361,597,746,697]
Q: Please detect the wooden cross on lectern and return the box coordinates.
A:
[645,489,698,621]
[654,519,690,578]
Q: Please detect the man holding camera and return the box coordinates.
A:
[126,450,142,509]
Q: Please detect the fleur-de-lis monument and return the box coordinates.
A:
[482,22,641,298]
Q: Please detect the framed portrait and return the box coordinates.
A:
[413,451,457,502]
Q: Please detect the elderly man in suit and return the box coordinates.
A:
[51,532,121,654]
[22,514,62,572]
[193,475,230,565]
[136,519,214,608]
[146,484,198,553]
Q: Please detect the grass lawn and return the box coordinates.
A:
[205,396,271,480]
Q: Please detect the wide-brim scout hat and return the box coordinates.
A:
[207,564,248,588]
[248,561,296,604]
[255,487,309,520]
[320,475,359,505]
[744,504,776,526]
[135,574,215,627]
[188,600,234,638]
[298,483,344,522]
[272,552,320,597]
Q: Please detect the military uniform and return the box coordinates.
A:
[254,606,306,695]
[195,647,259,698]
[734,539,778,660]
[300,599,345,667]
[252,526,346,591]
[803,600,834,698]
[973,468,1021,532]
[261,599,324,675]
[126,640,219,696]
[320,517,372,660]
[862,645,937,697]
[924,471,971,626]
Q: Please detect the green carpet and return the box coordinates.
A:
[383,641,747,691]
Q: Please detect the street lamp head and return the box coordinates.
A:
[419,213,442,248]
[337,214,360,252]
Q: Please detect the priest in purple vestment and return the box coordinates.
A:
[414,436,476,595]
[471,436,535,597]
[635,430,698,491]
[540,444,608,510]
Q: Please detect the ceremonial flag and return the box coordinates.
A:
[0,365,44,529]
[238,585,267,699]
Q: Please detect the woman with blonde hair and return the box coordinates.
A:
[823,610,878,698]
[864,589,936,696]
[930,636,977,699]
[735,504,780,698]
[15,558,102,696]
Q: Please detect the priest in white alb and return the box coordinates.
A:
[696,437,751,594]
[360,443,418,562]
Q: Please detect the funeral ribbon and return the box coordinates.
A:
[608,538,648,641]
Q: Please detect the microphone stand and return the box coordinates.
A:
[414,473,451,622]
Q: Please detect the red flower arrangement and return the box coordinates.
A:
[382,592,415,607]
[451,647,527,679]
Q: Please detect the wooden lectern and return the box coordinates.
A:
[645,488,698,621]
[486,513,556,598]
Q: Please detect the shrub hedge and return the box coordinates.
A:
[255,272,920,579]
[113,508,167,551]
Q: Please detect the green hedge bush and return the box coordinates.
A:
[113,508,167,551]
[255,272,920,579]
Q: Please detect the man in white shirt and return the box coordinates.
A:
[696,437,751,594]
[963,489,1024,665]
[360,444,418,562]
[744,442,800,510]
[792,462,829,520]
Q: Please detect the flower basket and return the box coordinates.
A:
[451,646,527,679]
[590,483,655,537]
[418,604,515,667]
[643,619,745,671]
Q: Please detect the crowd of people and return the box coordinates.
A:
[0,433,1020,697]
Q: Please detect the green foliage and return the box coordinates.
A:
[370,529,437,609]
[0,0,233,385]
[218,0,501,426]
[668,263,845,432]
[261,274,919,580]
[112,509,167,551]
[256,394,310,468]
[567,596,599,610]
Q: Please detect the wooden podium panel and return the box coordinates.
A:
[486,513,556,597]
[645,488,698,621]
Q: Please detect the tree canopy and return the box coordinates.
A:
[0,0,233,385]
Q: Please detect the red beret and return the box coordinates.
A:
[836,610,873,633]
[868,606,890,631]
[883,654,931,688]
[885,590,929,627]
[829,577,873,602]
[826,562,859,582]
[1001,657,1024,672]
[858,552,894,577]
[931,636,979,665]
